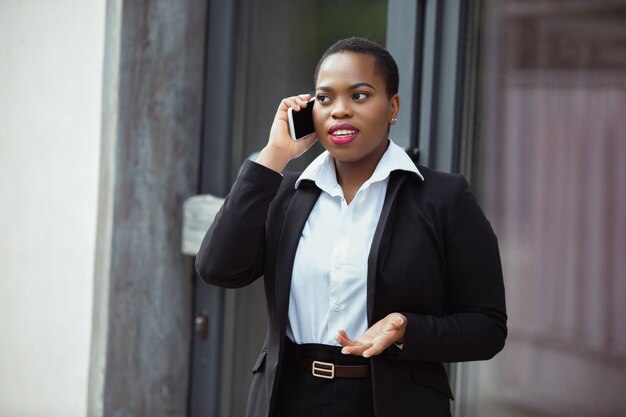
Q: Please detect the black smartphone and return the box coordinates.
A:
[288,98,315,141]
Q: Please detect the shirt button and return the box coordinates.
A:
[334,305,340,312]
[335,263,342,269]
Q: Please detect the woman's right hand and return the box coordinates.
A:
[256,94,318,173]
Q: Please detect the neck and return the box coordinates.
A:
[334,139,389,203]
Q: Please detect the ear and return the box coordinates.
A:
[390,94,400,119]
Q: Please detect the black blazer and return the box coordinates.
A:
[196,160,507,417]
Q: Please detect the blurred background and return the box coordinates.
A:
[1,0,624,416]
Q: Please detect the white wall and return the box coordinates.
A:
[0,1,105,416]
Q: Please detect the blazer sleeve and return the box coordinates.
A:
[395,175,507,362]
[195,160,283,288]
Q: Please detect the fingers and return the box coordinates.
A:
[336,330,371,356]
[339,335,371,356]
[336,330,381,358]
[362,341,387,358]
[280,94,312,112]
[342,344,370,356]
[335,329,357,346]
[342,337,385,358]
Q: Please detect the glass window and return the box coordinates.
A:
[469,1,626,416]
[231,0,388,177]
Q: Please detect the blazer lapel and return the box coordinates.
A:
[274,181,321,338]
[366,172,407,323]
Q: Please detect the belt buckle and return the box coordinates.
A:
[311,360,335,379]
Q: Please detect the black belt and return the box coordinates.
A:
[285,338,371,380]
[301,359,371,379]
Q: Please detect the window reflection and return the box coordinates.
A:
[472,1,626,416]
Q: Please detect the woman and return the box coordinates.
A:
[196,37,507,417]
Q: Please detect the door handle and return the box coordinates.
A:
[195,312,209,340]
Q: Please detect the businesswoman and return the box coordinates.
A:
[196,37,507,417]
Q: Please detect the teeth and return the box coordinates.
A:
[332,129,357,136]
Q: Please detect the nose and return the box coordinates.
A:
[330,97,353,119]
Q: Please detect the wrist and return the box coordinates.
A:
[256,145,291,173]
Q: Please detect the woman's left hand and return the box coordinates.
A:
[335,313,407,358]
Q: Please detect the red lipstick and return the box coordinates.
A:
[328,123,359,145]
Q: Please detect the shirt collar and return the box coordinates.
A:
[295,139,424,192]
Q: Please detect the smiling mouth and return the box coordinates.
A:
[329,129,359,145]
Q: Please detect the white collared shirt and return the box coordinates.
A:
[287,139,424,345]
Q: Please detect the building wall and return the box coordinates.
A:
[0,1,106,416]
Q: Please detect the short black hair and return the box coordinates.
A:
[314,37,399,98]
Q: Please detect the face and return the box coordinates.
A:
[313,52,399,166]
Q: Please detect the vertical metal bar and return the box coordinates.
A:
[418,0,442,167]
[191,0,238,416]
[418,0,468,173]
[434,0,467,173]
[386,0,425,151]
[200,0,238,198]
[458,0,482,190]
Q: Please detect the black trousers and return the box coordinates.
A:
[272,339,375,417]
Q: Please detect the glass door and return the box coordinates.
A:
[192,2,388,416]
[466,1,626,416]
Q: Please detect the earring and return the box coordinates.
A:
[391,117,398,125]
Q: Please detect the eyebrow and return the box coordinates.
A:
[316,82,377,92]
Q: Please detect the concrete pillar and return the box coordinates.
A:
[88,0,208,415]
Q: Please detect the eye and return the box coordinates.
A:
[353,92,368,101]
[316,94,330,103]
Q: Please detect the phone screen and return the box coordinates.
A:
[288,99,315,141]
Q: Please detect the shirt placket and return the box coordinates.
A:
[327,194,354,335]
